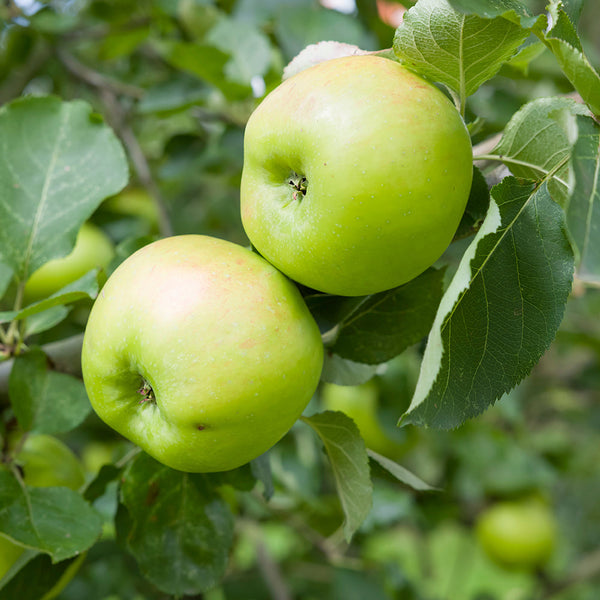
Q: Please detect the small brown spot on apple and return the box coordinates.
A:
[197,424,206,431]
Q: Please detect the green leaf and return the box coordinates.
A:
[447,0,542,27]
[0,270,99,324]
[567,115,600,283]
[321,353,379,386]
[0,470,102,562]
[118,453,234,596]
[302,411,372,541]
[0,262,12,299]
[205,17,272,86]
[0,96,128,284]
[250,453,274,500]
[402,178,574,429]
[8,348,91,435]
[306,294,367,337]
[454,166,490,239]
[0,552,85,598]
[330,268,445,365]
[536,3,600,116]
[367,450,438,492]
[488,97,589,207]
[393,0,529,108]
[155,40,251,100]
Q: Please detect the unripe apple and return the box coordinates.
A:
[476,498,557,570]
[321,380,405,458]
[82,235,324,473]
[241,55,473,296]
[24,222,114,302]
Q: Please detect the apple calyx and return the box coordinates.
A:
[137,379,155,404]
[288,173,308,201]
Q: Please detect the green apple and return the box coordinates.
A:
[0,434,86,580]
[15,433,86,490]
[24,222,115,302]
[475,498,557,570]
[321,380,405,458]
[81,235,324,473]
[102,187,160,233]
[241,54,473,296]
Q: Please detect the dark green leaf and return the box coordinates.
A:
[447,0,542,26]
[455,166,490,239]
[9,348,91,435]
[302,411,372,541]
[0,96,128,283]
[567,115,600,283]
[0,470,102,562]
[0,552,85,598]
[119,453,234,596]
[331,268,445,365]
[402,178,574,428]
[250,453,274,500]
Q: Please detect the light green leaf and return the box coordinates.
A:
[321,353,379,386]
[0,270,99,324]
[487,97,589,207]
[0,470,102,562]
[302,411,372,541]
[0,96,128,283]
[154,40,251,100]
[118,453,234,596]
[206,17,272,86]
[393,0,529,108]
[9,348,91,435]
[567,115,600,283]
[536,2,600,116]
[368,449,438,492]
[402,178,574,429]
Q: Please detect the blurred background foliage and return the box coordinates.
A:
[1,0,600,598]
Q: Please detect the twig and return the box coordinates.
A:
[56,47,144,99]
[0,333,84,396]
[538,548,600,599]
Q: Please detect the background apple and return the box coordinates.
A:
[81,235,324,473]
[321,380,407,459]
[24,222,115,303]
[475,497,557,570]
[101,187,160,236]
[241,54,473,296]
[0,434,86,580]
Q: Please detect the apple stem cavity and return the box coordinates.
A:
[288,173,308,201]
[137,379,156,404]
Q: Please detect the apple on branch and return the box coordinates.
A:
[81,235,324,473]
[241,54,473,296]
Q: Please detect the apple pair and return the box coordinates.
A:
[82,54,473,473]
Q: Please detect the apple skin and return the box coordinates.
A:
[241,55,473,296]
[24,222,114,302]
[81,235,324,473]
[476,498,557,570]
